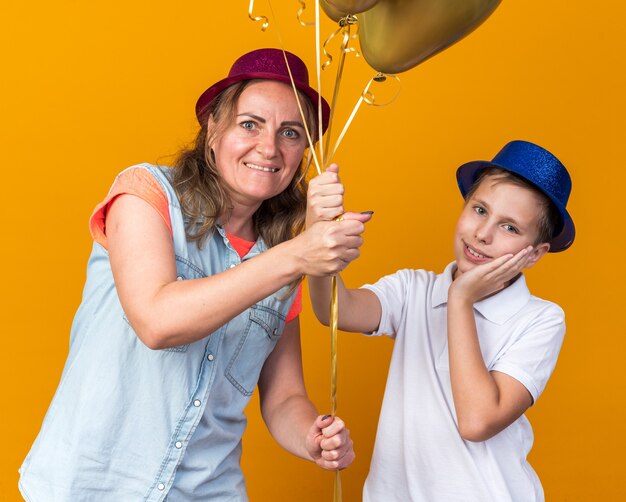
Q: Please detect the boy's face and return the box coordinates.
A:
[453,175,550,278]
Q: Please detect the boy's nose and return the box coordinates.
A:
[475,223,492,244]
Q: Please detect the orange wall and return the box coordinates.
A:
[3,1,625,500]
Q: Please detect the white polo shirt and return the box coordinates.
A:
[361,262,565,502]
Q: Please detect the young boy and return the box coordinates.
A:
[307,140,574,502]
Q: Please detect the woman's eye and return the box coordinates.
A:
[282,128,299,139]
[241,121,256,130]
[503,224,519,234]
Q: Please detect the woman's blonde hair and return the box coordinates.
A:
[171,80,318,250]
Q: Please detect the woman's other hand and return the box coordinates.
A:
[305,415,355,470]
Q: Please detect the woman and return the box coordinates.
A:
[19,48,365,501]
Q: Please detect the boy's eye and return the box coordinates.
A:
[473,206,486,216]
[503,224,519,234]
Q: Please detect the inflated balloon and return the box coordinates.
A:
[320,1,345,22]
[358,0,502,74]
[328,0,380,13]
[321,0,380,21]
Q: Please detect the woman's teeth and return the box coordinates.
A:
[245,162,278,173]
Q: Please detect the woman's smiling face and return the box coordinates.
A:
[211,80,309,211]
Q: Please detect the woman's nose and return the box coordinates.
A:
[256,132,278,159]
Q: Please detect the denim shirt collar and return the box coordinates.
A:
[214,224,268,258]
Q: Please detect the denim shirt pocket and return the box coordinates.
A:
[226,304,286,396]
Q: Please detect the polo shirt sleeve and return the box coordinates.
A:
[491,302,565,404]
[361,269,419,339]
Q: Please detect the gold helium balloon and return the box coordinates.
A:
[321,0,380,22]
[357,0,502,74]
[328,0,381,13]
[320,1,346,22]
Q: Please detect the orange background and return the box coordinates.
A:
[2,1,625,500]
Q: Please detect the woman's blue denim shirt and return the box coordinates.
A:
[19,164,296,501]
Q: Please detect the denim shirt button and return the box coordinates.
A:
[272,328,278,335]
[207,353,214,361]
[175,441,183,449]
[193,399,201,407]
[176,275,184,281]
[229,263,236,269]
[158,483,165,491]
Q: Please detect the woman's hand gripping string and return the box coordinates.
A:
[305,414,355,471]
[293,164,372,277]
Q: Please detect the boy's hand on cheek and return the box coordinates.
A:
[450,246,533,304]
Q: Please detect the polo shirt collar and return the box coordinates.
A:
[432,261,531,325]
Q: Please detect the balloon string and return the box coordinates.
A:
[314,0,324,165]
[362,73,402,106]
[323,48,345,159]
[266,0,322,175]
[327,72,401,165]
[330,273,341,502]
[327,79,368,165]
[323,16,358,162]
[330,276,338,416]
[248,0,269,31]
[334,470,342,501]
[296,0,315,26]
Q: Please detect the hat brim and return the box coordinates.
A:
[195,72,330,134]
[456,160,575,252]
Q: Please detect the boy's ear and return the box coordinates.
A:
[525,242,550,269]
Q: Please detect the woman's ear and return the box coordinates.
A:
[525,242,550,269]
[206,116,216,145]
[205,116,218,157]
